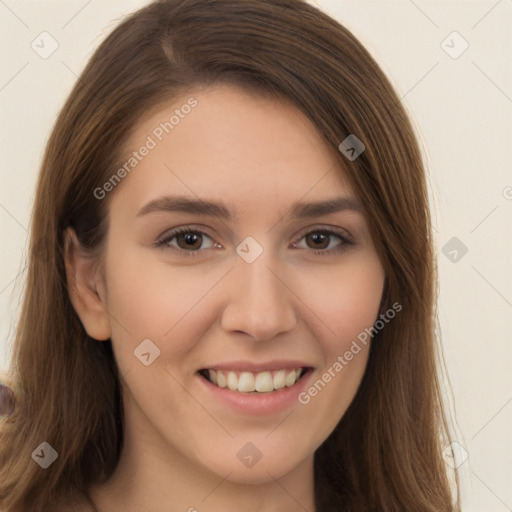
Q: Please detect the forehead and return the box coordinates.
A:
[111,84,356,216]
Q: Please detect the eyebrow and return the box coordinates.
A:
[136,194,362,220]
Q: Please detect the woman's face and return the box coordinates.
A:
[86,85,385,484]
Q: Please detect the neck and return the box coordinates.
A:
[88,398,316,512]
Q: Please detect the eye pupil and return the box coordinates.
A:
[179,232,202,249]
[308,233,329,249]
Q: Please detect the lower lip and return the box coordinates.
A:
[197,369,313,416]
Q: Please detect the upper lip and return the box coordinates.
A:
[198,360,313,373]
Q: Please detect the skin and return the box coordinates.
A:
[65,84,385,512]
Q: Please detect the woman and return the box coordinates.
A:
[0,0,461,510]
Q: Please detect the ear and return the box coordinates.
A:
[63,227,111,341]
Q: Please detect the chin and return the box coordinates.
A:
[199,445,311,485]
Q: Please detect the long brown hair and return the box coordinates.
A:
[0,0,460,510]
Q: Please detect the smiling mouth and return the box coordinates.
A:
[198,367,310,393]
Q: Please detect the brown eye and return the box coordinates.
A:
[294,228,353,255]
[305,232,332,250]
[155,227,217,257]
[175,232,203,250]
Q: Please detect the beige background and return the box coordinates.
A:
[1,1,511,509]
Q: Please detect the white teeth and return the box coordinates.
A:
[216,370,227,388]
[285,369,298,387]
[227,371,238,391]
[273,370,286,390]
[255,371,274,392]
[238,372,255,392]
[204,368,304,393]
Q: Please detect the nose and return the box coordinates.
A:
[220,247,298,342]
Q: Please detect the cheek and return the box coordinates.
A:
[296,253,385,346]
[104,241,384,366]
[103,245,202,330]
[292,254,384,437]
[103,248,228,367]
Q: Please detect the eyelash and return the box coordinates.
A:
[154,226,354,258]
